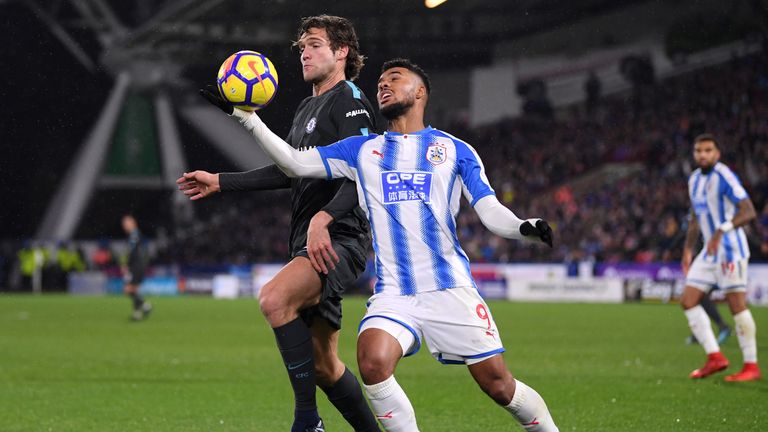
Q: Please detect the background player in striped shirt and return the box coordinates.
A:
[680,133,760,382]
[225,58,559,431]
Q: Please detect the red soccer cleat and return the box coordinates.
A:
[724,363,761,382]
[689,352,729,379]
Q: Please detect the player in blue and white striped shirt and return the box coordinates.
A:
[230,59,559,431]
[681,133,760,382]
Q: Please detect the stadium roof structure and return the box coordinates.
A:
[10,0,649,240]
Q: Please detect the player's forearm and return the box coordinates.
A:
[233,110,326,178]
[729,199,757,229]
[219,165,291,191]
[322,180,359,221]
[683,219,700,253]
[473,195,526,240]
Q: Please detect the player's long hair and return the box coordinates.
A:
[295,15,365,81]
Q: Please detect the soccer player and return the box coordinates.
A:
[212,58,559,431]
[178,15,381,432]
[121,215,152,321]
[681,133,760,381]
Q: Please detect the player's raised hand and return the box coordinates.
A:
[519,218,554,247]
[199,85,234,115]
[306,211,340,274]
[176,170,220,200]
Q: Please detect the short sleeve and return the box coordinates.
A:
[718,167,749,203]
[455,140,495,206]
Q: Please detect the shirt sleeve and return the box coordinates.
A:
[330,82,377,137]
[321,180,359,221]
[219,164,291,191]
[455,141,496,206]
[718,168,749,203]
[316,136,366,181]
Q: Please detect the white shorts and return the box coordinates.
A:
[358,287,504,365]
[686,252,748,293]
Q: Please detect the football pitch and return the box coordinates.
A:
[1,295,765,431]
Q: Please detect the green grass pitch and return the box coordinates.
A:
[1,295,765,431]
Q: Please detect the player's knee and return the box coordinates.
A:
[258,282,287,322]
[357,351,394,384]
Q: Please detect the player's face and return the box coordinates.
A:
[693,140,720,170]
[377,67,419,120]
[297,28,337,84]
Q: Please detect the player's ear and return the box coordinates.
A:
[335,45,349,60]
[415,84,427,100]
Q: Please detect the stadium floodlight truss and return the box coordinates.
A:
[30,0,268,240]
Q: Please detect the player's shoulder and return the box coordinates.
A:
[688,167,702,182]
[430,128,478,156]
[337,132,381,147]
[714,162,738,177]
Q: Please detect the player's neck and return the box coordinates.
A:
[312,68,346,96]
[387,111,425,135]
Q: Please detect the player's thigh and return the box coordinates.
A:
[260,257,323,311]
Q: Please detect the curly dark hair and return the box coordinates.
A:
[381,58,431,94]
[294,15,365,81]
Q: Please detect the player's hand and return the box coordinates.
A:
[519,218,553,247]
[176,170,220,200]
[706,231,722,256]
[199,85,234,115]
[307,211,339,275]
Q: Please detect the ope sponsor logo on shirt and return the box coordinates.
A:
[381,171,433,204]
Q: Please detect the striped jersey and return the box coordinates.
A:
[316,126,495,296]
[688,162,750,262]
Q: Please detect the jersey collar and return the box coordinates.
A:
[383,126,434,138]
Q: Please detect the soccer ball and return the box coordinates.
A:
[216,51,279,111]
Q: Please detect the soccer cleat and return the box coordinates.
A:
[716,327,731,344]
[724,363,761,382]
[131,309,144,321]
[141,302,153,319]
[689,352,729,379]
[295,419,324,432]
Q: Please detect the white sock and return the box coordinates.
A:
[734,309,758,363]
[685,305,720,354]
[363,375,419,432]
[504,379,558,432]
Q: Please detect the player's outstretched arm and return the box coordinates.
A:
[474,195,553,247]
[176,170,220,200]
[199,86,325,179]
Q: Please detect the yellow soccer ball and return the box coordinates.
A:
[216,51,278,111]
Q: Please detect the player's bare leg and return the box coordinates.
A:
[680,285,729,378]
[312,320,380,431]
[259,257,378,431]
[723,291,760,381]
[468,354,558,431]
[259,258,324,431]
[358,328,418,432]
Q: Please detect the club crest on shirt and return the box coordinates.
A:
[305,117,317,133]
[426,143,446,165]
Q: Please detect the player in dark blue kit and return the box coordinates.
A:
[178,15,381,432]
